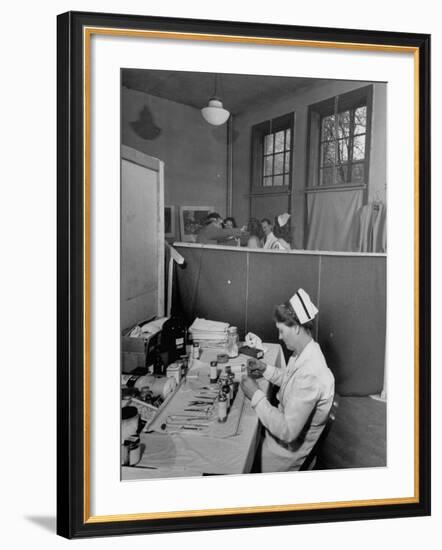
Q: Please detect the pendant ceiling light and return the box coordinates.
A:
[201,74,230,126]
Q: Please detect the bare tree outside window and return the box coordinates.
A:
[319,104,368,186]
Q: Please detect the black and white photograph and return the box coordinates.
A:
[120,68,387,480]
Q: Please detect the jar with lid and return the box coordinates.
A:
[227,326,239,358]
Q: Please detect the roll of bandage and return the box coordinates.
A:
[121,374,177,399]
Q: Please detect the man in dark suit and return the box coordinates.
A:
[196,212,245,245]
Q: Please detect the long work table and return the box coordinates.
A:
[122,343,285,480]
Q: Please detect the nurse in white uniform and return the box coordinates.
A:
[241,289,335,472]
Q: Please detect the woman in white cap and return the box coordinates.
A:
[271,213,291,250]
[240,288,334,472]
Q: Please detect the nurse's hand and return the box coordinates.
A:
[246,358,267,378]
[240,376,260,400]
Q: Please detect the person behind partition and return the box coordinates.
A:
[271,213,292,250]
[240,289,335,472]
[261,218,278,249]
[223,217,241,246]
[224,216,237,229]
[247,235,262,248]
[196,212,245,245]
[240,217,264,247]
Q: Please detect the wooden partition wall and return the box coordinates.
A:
[174,243,386,396]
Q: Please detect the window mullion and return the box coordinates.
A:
[348,108,355,183]
[333,95,339,185]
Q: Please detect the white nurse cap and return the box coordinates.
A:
[288,288,319,325]
[277,212,290,227]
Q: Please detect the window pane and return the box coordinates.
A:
[337,138,349,162]
[263,176,273,187]
[264,134,274,155]
[354,106,367,135]
[320,166,334,186]
[274,153,284,174]
[336,164,348,185]
[351,163,365,183]
[337,110,351,138]
[264,156,273,176]
[284,152,291,172]
[285,129,291,150]
[284,174,290,186]
[274,131,285,152]
[273,175,284,186]
[353,135,366,160]
[321,115,335,141]
[321,141,336,166]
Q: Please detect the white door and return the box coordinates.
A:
[121,146,164,330]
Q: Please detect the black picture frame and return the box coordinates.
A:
[57,10,431,539]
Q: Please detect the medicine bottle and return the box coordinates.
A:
[192,342,200,360]
[217,391,227,423]
[221,377,231,410]
[227,326,239,358]
[210,361,218,384]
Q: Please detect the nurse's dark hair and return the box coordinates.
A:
[205,212,221,225]
[273,302,314,334]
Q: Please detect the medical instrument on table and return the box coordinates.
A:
[161,422,205,431]
[167,415,211,422]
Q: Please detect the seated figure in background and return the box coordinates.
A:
[271,213,292,250]
[224,217,241,246]
[247,235,262,248]
[241,217,264,248]
[223,216,237,229]
[196,212,245,245]
[261,218,278,249]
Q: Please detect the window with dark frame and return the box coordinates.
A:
[251,113,294,190]
[263,127,291,187]
[307,86,373,189]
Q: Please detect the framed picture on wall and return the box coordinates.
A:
[164,205,175,239]
[57,10,430,539]
[179,206,214,242]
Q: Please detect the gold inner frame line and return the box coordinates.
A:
[82,26,420,524]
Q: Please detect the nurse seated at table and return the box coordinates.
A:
[240,288,335,472]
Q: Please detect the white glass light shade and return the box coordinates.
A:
[201,98,230,126]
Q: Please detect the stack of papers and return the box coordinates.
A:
[189,318,229,345]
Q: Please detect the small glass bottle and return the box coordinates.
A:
[226,368,235,402]
[221,377,231,410]
[227,326,239,358]
[180,354,189,376]
[217,391,227,423]
[209,360,218,384]
[153,349,165,376]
